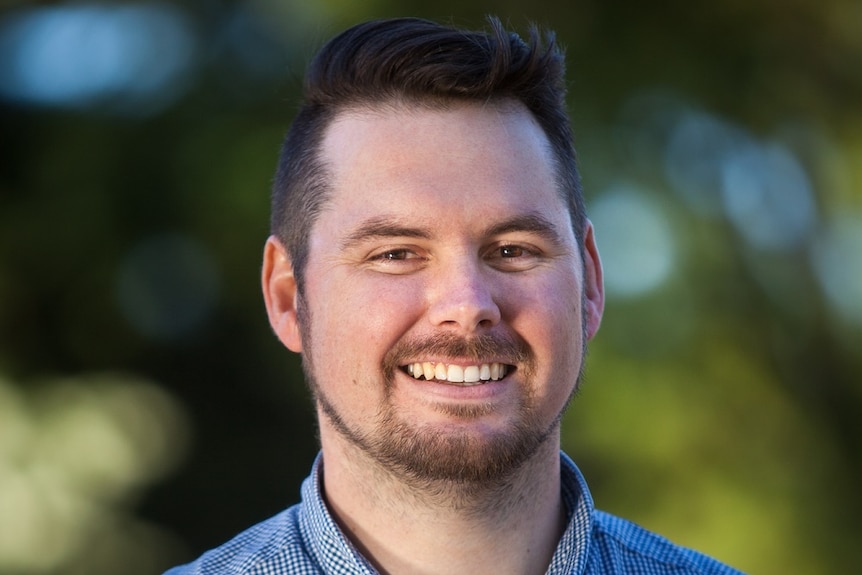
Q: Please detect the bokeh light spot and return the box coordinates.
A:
[664,110,746,216]
[590,185,677,298]
[116,233,221,342]
[0,373,189,572]
[0,3,197,114]
[811,214,862,324]
[721,142,816,251]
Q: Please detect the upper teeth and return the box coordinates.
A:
[405,362,508,384]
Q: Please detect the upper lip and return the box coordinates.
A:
[398,358,514,367]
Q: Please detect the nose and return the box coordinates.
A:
[426,257,501,333]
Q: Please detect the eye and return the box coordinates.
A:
[364,246,427,274]
[485,242,544,271]
[499,245,524,258]
[373,249,413,261]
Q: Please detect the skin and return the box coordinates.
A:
[262,101,604,575]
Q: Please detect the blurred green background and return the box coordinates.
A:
[1,0,860,573]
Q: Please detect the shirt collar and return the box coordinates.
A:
[298,451,595,575]
[297,453,376,573]
[548,451,595,574]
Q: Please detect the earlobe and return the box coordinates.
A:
[582,220,605,341]
[262,236,304,352]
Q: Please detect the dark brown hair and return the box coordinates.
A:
[271,16,584,290]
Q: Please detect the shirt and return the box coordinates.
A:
[165,452,746,574]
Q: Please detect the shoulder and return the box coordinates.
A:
[589,511,747,575]
[163,504,321,575]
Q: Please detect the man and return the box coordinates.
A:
[166,16,745,575]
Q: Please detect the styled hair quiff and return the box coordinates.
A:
[271,16,585,290]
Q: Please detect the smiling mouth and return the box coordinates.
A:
[402,362,511,386]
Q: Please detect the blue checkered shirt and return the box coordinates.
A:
[165,452,746,574]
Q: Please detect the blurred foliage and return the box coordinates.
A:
[1,0,860,573]
[0,374,188,574]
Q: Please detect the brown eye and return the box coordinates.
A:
[499,245,524,258]
[379,249,410,260]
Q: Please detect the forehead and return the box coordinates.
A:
[323,100,553,173]
[315,101,571,240]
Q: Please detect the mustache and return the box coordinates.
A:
[383,331,533,374]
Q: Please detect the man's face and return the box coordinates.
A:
[267,102,603,485]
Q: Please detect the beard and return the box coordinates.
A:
[302,327,578,489]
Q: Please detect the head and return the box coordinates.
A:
[270,16,585,294]
[262,17,603,490]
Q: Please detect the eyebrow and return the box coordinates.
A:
[340,216,432,250]
[340,212,567,250]
[482,213,566,246]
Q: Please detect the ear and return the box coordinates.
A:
[262,236,304,352]
[582,220,605,341]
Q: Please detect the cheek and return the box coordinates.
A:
[306,272,426,370]
[502,270,583,336]
[502,275,584,394]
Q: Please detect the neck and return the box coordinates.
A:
[319,424,567,575]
